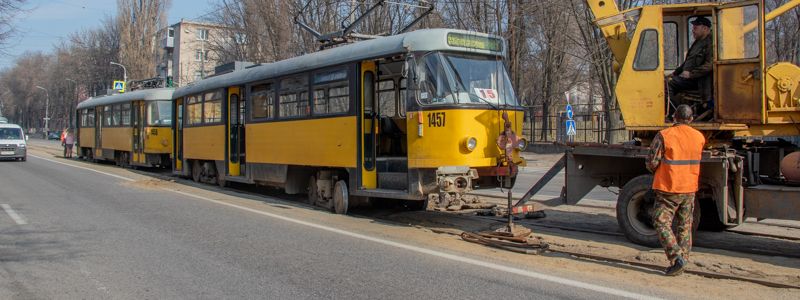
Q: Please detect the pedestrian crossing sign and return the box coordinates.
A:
[565,119,577,136]
[113,80,126,93]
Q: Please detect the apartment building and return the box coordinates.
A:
[159,19,227,87]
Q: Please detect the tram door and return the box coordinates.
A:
[174,98,184,172]
[95,106,103,158]
[132,101,145,164]
[226,87,244,176]
[360,61,378,189]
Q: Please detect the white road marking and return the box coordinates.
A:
[2,204,28,225]
[166,190,660,300]
[35,152,659,299]
[29,154,136,182]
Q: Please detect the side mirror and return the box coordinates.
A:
[25,135,29,141]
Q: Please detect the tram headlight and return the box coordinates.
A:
[517,138,528,151]
[465,137,478,152]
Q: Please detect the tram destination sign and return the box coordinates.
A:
[446,33,503,52]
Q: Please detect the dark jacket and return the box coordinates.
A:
[674,34,713,100]
[675,34,712,78]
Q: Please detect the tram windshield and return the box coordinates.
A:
[147,101,172,126]
[416,52,519,106]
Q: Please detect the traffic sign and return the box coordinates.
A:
[113,80,126,93]
[565,119,577,136]
[565,104,573,119]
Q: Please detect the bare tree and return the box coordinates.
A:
[117,0,171,81]
[0,0,26,52]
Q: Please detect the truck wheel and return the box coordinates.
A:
[617,175,701,247]
[617,175,660,247]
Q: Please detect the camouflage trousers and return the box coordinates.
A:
[653,191,695,263]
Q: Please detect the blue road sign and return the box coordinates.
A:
[565,104,574,119]
[565,119,577,136]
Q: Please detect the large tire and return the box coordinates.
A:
[616,175,700,247]
[332,180,349,215]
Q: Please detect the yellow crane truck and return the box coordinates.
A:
[522,0,800,246]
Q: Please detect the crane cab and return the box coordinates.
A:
[588,0,800,138]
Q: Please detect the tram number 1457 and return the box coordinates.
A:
[428,112,446,127]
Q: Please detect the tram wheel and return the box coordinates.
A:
[307,176,318,206]
[333,180,349,215]
[191,160,202,183]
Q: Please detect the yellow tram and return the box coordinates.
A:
[76,88,174,168]
[172,29,527,213]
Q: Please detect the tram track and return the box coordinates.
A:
[473,193,800,243]
[382,212,800,290]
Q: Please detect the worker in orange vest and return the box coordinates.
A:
[646,104,706,276]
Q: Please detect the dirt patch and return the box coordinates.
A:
[121,179,170,190]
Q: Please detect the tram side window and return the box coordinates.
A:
[312,68,349,116]
[279,75,309,118]
[187,95,203,125]
[104,106,113,126]
[250,84,274,120]
[120,103,131,126]
[378,80,396,117]
[203,90,223,123]
[86,108,95,127]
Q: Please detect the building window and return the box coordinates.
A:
[196,28,208,41]
[234,32,246,44]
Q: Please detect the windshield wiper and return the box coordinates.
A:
[443,56,498,110]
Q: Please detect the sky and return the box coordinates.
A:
[0,0,213,69]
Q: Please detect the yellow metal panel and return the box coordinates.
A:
[183,125,225,161]
[615,6,666,128]
[101,127,132,151]
[246,116,357,167]
[144,127,172,154]
[406,109,524,168]
[79,128,95,148]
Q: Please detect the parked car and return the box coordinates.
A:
[47,131,61,140]
[0,123,27,161]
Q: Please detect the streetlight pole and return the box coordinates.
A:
[66,78,77,128]
[110,61,128,84]
[34,86,50,134]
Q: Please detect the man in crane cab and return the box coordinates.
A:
[668,17,713,115]
[646,104,706,276]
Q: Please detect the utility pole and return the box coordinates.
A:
[35,86,50,134]
[66,78,77,128]
[110,61,128,84]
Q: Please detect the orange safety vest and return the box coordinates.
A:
[652,124,706,193]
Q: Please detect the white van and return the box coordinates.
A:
[0,123,27,161]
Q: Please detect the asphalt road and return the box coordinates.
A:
[0,150,662,299]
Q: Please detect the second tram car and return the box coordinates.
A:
[76,88,174,168]
[173,29,527,213]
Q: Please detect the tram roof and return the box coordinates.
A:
[77,88,175,109]
[173,28,506,99]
